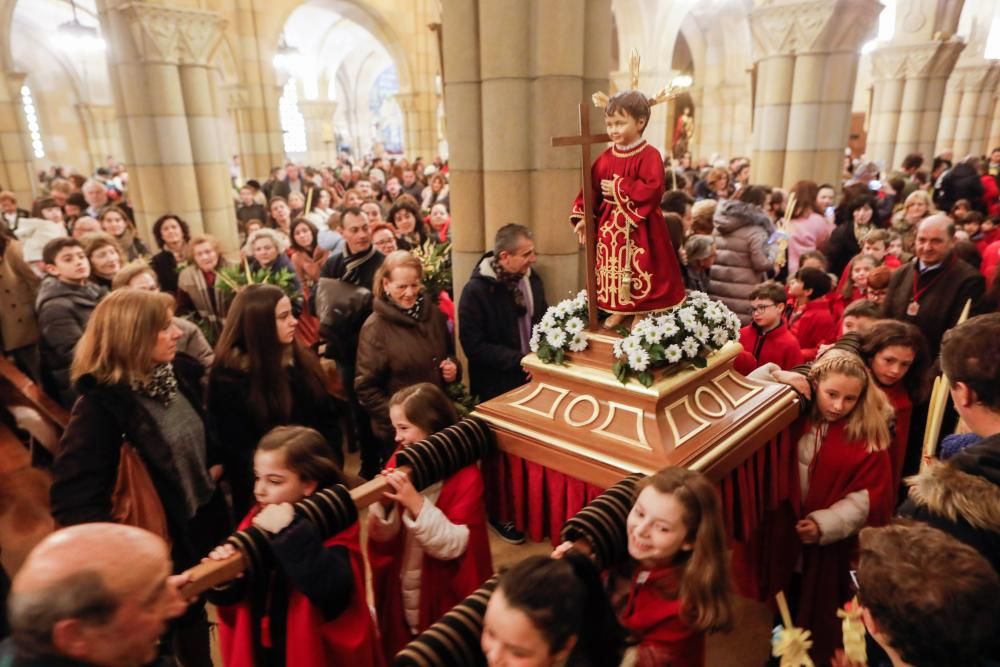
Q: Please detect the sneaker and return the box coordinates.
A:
[489,520,526,545]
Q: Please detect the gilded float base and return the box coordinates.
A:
[474,333,800,487]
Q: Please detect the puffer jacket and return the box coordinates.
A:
[35,277,107,406]
[354,295,457,440]
[708,200,774,323]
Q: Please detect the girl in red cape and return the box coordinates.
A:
[569,89,686,329]
[792,352,895,664]
[857,320,931,492]
[205,426,383,667]
[366,383,494,660]
[599,467,734,667]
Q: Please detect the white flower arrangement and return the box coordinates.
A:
[529,291,589,363]
[611,291,742,387]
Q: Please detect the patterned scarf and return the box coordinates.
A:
[343,244,378,284]
[395,292,425,320]
[131,363,178,404]
[490,256,527,315]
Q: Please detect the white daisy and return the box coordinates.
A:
[681,337,700,357]
[612,339,625,358]
[678,307,698,328]
[693,324,711,342]
[711,327,729,346]
[664,344,683,363]
[529,331,541,352]
[564,317,585,334]
[628,348,651,371]
[546,329,567,348]
[568,333,588,352]
[622,337,642,355]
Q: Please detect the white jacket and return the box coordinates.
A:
[367,481,470,632]
[750,364,870,546]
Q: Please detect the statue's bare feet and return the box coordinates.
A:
[602,312,627,330]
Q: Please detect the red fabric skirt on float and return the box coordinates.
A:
[483,428,799,602]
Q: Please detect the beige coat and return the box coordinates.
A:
[0,240,40,351]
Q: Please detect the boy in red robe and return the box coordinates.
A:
[570,89,686,328]
[787,266,838,361]
[736,280,803,375]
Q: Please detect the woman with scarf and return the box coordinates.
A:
[355,250,458,472]
[289,218,329,347]
[176,234,233,344]
[387,196,430,250]
[50,288,230,667]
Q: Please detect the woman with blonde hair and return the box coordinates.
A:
[790,350,894,663]
[50,288,230,667]
[176,233,232,343]
[891,189,935,255]
[786,180,834,274]
[354,250,458,476]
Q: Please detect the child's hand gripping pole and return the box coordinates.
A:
[179,416,495,598]
[178,466,414,598]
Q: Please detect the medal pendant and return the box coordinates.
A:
[906,301,919,316]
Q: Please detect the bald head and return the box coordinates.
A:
[10,524,175,663]
[915,214,955,266]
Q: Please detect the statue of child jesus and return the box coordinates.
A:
[569,90,686,329]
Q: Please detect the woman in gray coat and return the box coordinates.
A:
[707,186,776,324]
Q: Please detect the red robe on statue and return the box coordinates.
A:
[793,419,894,665]
[367,454,494,660]
[216,512,383,667]
[570,141,686,314]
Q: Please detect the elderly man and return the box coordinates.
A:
[80,179,108,219]
[3,523,191,666]
[883,214,984,357]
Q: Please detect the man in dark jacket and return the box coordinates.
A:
[318,208,384,473]
[269,162,314,201]
[935,158,985,213]
[900,313,1000,573]
[35,238,106,407]
[458,224,546,544]
[883,215,984,357]
[459,224,546,402]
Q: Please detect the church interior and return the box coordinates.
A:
[2,0,1000,666]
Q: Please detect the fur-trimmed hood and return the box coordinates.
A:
[906,435,1000,533]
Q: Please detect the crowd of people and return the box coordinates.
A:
[1,126,999,667]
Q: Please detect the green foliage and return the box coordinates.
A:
[216,264,299,301]
[446,381,479,417]
[412,239,453,295]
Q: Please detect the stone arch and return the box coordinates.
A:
[266,0,416,95]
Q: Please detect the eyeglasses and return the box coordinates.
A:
[750,304,779,314]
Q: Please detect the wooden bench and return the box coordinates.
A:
[0,357,70,457]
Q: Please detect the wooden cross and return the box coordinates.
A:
[552,103,609,331]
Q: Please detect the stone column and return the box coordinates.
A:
[299,99,337,166]
[98,1,238,250]
[0,71,35,201]
[866,40,962,165]
[751,0,881,188]
[441,0,485,299]
[397,90,439,160]
[446,0,610,308]
[988,96,1000,154]
[77,104,119,168]
[232,0,285,181]
[948,64,998,158]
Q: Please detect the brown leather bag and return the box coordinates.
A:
[110,441,171,544]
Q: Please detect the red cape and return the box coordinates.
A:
[367,454,494,659]
[793,419,893,664]
[217,508,384,667]
[612,565,704,667]
[882,382,913,491]
[570,142,685,313]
